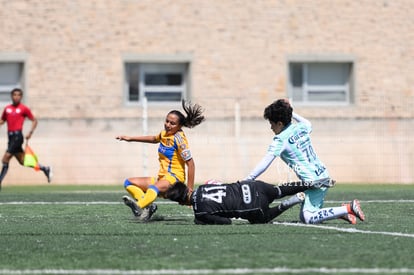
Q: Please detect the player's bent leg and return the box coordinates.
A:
[267,192,305,222]
[138,185,159,209]
[0,153,13,187]
[276,181,310,199]
[0,163,9,186]
[125,177,152,191]
[300,205,349,224]
[137,179,171,221]
[280,192,305,210]
[138,177,174,208]
[124,179,145,201]
[122,177,152,218]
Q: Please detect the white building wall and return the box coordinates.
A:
[4,115,413,185]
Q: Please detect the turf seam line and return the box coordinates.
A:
[1,199,414,205]
[1,267,414,274]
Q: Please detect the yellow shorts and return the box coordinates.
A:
[152,173,181,185]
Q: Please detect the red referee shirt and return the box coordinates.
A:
[1,103,34,132]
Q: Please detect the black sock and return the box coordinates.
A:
[0,163,9,183]
[276,181,309,198]
[266,206,285,222]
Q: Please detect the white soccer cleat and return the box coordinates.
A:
[350,199,365,221]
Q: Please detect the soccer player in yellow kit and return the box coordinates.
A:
[116,101,204,221]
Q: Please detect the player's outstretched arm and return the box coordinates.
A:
[245,153,276,180]
[116,135,158,143]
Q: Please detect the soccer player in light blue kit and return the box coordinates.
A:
[245,99,365,224]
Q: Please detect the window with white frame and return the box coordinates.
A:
[0,62,25,103]
[124,62,188,104]
[288,61,354,104]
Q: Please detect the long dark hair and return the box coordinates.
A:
[165,182,190,205]
[169,100,205,128]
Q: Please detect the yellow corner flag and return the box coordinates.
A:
[24,144,40,171]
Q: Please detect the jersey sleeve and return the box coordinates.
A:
[245,152,276,180]
[154,131,162,143]
[24,106,35,120]
[175,132,192,161]
[292,112,312,133]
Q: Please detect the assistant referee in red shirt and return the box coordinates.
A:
[0,88,51,190]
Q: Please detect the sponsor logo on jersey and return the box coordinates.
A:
[288,130,307,144]
[181,149,192,160]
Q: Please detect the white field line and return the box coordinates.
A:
[1,199,414,205]
[1,268,414,275]
[276,222,414,238]
[2,200,414,239]
[325,200,414,203]
[0,201,121,205]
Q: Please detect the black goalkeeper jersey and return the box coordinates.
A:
[191,180,269,224]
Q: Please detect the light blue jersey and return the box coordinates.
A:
[246,111,334,215]
[246,112,330,183]
[269,121,329,182]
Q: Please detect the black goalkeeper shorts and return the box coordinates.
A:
[7,131,24,155]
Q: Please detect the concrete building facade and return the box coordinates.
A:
[0,0,413,185]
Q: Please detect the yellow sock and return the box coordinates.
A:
[126,185,145,201]
[138,186,159,208]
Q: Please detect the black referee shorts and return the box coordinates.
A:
[7,131,24,155]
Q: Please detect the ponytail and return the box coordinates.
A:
[169,100,205,128]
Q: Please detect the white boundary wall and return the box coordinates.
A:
[2,116,413,185]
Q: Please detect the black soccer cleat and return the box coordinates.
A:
[139,203,157,222]
[122,195,142,217]
[43,166,52,183]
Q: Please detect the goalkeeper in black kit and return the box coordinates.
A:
[165,179,310,225]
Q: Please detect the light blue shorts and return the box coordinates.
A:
[301,187,328,212]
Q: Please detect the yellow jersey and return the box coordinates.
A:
[155,130,192,183]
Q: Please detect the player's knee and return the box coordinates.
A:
[123,179,132,188]
[300,210,312,224]
[148,184,160,194]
